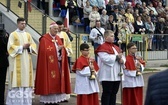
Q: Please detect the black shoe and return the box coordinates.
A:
[61,100,69,103]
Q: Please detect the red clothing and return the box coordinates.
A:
[60,0,66,6]
[72,55,99,72]
[125,55,145,71]
[35,33,71,95]
[95,42,121,54]
[123,87,143,105]
[72,55,99,105]
[77,93,99,105]
[123,54,145,105]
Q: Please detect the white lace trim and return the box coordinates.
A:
[40,93,67,104]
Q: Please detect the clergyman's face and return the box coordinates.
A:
[50,26,58,36]
[18,21,26,30]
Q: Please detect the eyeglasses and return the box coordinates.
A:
[131,48,137,49]
[83,49,89,51]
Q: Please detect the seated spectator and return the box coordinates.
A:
[134,16,146,34]
[89,6,100,28]
[112,8,120,22]
[125,8,135,23]
[100,9,109,29]
[127,2,134,13]
[133,9,140,21]
[119,9,126,22]
[141,10,149,22]
[142,2,150,15]
[145,16,155,51]
[125,17,135,34]
[156,2,166,18]
[149,10,158,24]
[147,2,158,16]
[134,3,143,15]
[151,0,159,8]
[118,0,127,11]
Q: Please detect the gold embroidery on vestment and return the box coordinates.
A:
[49,55,54,63]
[47,46,53,51]
[51,71,56,78]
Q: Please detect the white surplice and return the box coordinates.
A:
[74,66,99,94]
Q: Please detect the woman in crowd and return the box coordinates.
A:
[89,6,100,28]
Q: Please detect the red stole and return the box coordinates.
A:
[95,42,121,54]
[35,33,71,95]
[72,55,99,72]
[125,55,145,71]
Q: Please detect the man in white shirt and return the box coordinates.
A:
[89,20,105,61]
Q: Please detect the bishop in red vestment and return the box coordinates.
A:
[35,23,71,104]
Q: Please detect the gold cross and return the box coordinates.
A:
[52,39,58,43]
[47,46,53,51]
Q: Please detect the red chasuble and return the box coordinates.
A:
[35,33,71,95]
[72,55,99,72]
[95,42,121,54]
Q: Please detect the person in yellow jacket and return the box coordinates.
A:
[125,8,135,23]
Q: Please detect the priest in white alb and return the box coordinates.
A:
[6,17,37,105]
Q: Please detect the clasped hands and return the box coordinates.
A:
[23,43,30,49]
[116,53,124,64]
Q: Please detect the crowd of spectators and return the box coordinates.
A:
[52,0,168,51]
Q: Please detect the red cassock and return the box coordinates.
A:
[123,55,145,105]
[72,56,99,105]
[35,33,71,95]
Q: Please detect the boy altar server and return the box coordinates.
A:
[123,42,145,105]
[72,43,99,105]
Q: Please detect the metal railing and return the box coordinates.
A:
[0,0,59,35]
[126,34,168,60]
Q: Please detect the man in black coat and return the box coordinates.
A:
[145,69,168,105]
[0,29,9,105]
